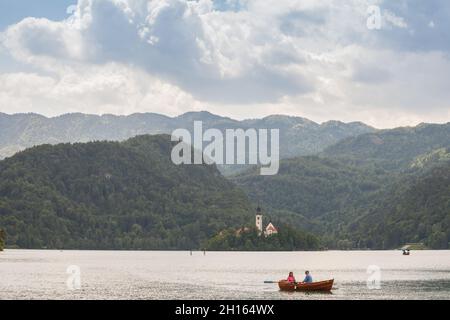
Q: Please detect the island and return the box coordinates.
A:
[204,207,320,251]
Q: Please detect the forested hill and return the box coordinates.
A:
[322,123,450,170]
[0,111,374,163]
[0,135,254,250]
[233,148,450,249]
[232,156,387,222]
[232,157,390,244]
[344,161,450,249]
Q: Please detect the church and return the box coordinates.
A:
[255,207,278,237]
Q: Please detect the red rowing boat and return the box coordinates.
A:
[278,279,334,292]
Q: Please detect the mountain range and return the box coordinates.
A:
[0,111,448,250]
[0,111,375,167]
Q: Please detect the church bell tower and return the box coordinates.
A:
[255,206,263,235]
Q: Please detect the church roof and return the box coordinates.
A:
[265,222,278,232]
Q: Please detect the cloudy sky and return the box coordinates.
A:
[0,0,449,128]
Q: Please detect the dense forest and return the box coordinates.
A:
[0,135,254,250]
[0,119,449,251]
[204,225,320,251]
[232,156,388,223]
[322,123,450,171]
[0,111,374,175]
[343,161,450,249]
[234,124,450,249]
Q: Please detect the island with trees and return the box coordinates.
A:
[204,209,321,251]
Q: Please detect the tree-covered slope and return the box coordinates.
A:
[0,135,253,250]
[344,161,450,249]
[322,123,450,171]
[233,154,449,249]
[0,112,375,165]
[232,156,387,223]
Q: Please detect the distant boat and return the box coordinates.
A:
[278,279,334,292]
[402,249,410,255]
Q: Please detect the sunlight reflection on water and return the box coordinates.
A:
[0,249,449,300]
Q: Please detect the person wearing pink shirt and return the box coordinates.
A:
[287,272,296,283]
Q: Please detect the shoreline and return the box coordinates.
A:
[1,248,445,253]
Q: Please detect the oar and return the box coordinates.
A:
[264,280,278,284]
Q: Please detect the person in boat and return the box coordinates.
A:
[287,272,296,283]
[303,270,313,283]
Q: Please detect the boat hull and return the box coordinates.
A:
[278,279,334,292]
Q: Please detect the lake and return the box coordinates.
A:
[0,249,449,300]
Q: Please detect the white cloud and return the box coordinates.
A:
[0,0,449,128]
[0,63,201,116]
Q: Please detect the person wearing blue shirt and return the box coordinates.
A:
[303,270,313,283]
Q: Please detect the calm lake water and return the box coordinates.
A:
[0,249,449,300]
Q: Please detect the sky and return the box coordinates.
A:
[0,0,449,128]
